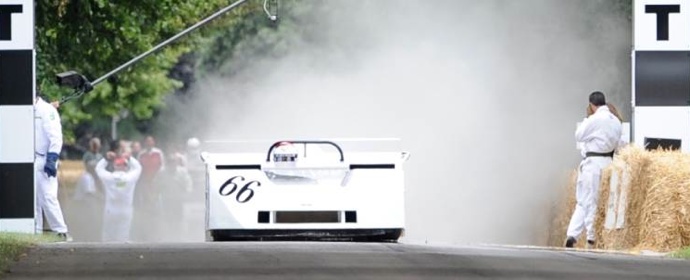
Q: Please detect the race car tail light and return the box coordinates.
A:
[258,211,270,223]
[345,211,357,223]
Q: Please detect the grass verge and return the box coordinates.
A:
[0,232,60,276]
[669,247,690,260]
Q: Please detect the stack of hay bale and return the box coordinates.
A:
[547,170,579,247]
[551,145,690,252]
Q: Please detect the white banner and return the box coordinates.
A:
[635,0,690,50]
[0,0,33,50]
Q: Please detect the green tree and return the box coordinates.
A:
[35,0,263,144]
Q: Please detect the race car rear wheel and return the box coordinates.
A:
[206,230,216,242]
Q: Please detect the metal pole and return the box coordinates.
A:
[111,115,118,140]
[91,0,249,86]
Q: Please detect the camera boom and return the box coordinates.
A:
[55,0,279,103]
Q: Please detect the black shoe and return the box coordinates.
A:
[564,236,576,248]
[57,232,73,242]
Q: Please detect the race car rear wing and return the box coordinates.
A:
[201,138,410,171]
[265,140,345,162]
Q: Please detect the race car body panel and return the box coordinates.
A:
[202,139,408,241]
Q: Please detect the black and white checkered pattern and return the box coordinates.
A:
[0,0,35,233]
[632,1,690,152]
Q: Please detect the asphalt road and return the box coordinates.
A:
[2,242,689,280]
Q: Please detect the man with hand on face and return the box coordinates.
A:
[34,91,71,241]
[95,151,142,242]
[565,91,622,249]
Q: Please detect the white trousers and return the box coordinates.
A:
[102,204,133,242]
[73,172,97,201]
[566,156,612,241]
[35,156,68,233]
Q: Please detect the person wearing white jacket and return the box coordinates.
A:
[34,95,71,241]
[95,153,142,242]
[566,91,622,249]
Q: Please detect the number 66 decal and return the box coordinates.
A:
[219,176,262,203]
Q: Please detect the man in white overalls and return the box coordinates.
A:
[565,91,622,248]
[34,95,71,241]
[95,153,142,242]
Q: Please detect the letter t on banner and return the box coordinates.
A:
[635,0,690,50]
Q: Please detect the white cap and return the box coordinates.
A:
[187,137,200,148]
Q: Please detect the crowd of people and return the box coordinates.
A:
[72,135,205,242]
[34,90,204,243]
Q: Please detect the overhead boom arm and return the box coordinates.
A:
[55,0,278,103]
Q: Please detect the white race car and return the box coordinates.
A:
[201,139,410,242]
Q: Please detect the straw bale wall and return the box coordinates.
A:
[549,146,690,252]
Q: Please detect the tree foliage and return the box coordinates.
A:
[35,0,263,143]
[148,0,328,142]
[196,0,326,77]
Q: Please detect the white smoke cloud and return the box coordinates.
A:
[163,0,631,246]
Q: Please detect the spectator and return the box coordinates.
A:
[95,152,142,242]
[74,137,104,201]
[132,135,165,241]
[159,144,193,240]
[138,135,165,187]
[186,137,205,192]
[131,140,142,159]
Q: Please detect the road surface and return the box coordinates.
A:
[2,242,689,279]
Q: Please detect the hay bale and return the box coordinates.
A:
[547,170,578,247]
[57,160,84,201]
[637,150,690,251]
[679,184,690,248]
[551,145,690,252]
[594,160,613,248]
[58,160,84,187]
[594,146,651,250]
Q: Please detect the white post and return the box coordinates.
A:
[112,115,119,140]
